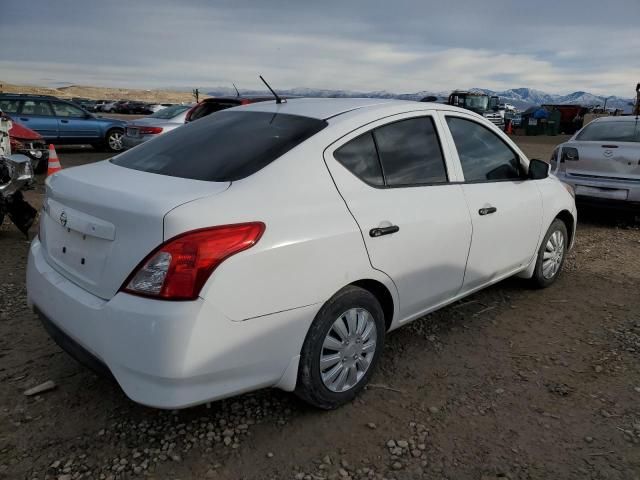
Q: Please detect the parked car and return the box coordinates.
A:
[123,104,192,149]
[101,100,123,113]
[551,116,639,209]
[0,94,126,152]
[91,100,110,112]
[118,101,152,115]
[7,116,49,174]
[185,96,275,122]
[148,103,175,113]
[27,98,576,410]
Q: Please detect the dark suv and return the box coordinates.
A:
[184,96,275,123]
[0,94,127,152]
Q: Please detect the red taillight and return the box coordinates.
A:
[122,223,265,300]
[138,126,163,135]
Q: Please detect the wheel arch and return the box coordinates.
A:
[555,209,575,249]
[349,279,395,332]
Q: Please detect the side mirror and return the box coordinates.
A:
[528,159,550,180]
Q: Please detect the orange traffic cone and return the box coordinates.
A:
[505,120,513,135]
[47,144,62,176]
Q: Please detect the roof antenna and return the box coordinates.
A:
[233,83,240,98]
[259,75,285,104]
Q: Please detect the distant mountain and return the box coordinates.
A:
[206,86,634,112]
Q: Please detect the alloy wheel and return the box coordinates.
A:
[108,131,123,151]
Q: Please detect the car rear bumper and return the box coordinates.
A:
[557,172,640,209]
[122,135,152,149]
[27,238,317,408]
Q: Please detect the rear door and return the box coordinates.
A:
[440,112,542,291]
[52,101,101,140]
[324,111,472,320]
[17,100,59,140]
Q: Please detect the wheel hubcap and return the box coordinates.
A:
[320,308,377,393]
[542,230,565,279]
[109,132,123,150]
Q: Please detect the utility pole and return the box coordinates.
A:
[192,88,200,103]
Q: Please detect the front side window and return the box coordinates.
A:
[576,121,639,142]
[112,111,327,181]
[334,132,384,186]
[52,102,86,117]
[446,116,521,182]
[373,117,447,186]
[20,100,54,116]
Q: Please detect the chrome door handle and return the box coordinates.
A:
[369,225,399,237]
[478,207,497,216]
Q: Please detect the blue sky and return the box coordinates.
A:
[1,0,639,96]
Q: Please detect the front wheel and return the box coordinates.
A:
[531,219,568,288]
[104,129,124,152]
[295,286,385,409]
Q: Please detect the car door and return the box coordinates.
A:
[51,101,101,140]
[324,111,472,321]
[16,100,59,140]
[439,112,542,292]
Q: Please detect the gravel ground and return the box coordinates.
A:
[1,135,639,480]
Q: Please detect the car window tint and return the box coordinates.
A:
[576,121,640,142]
[20,100,54,116]
[190,101,239,121]
[0,99,20,114]
[52,102,86,117]
[373,117,447,186]
[334,132,384,186]
[446,117,521,181]
[112,111,327,181]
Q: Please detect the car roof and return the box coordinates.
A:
[238,97,473,121]
[590,115,640,123]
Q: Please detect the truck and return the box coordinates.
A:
[447,90,504,128]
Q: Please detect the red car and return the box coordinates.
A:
[184,96,275,123]
[8,118,49,174]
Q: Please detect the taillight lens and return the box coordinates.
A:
[122,223,265,300]
[562,147,579,161]
[138,126,163,135]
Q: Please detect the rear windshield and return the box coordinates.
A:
[189,100,240,122]
[576,120,640,142]
[111,111,327,181]
[149,104,190,119]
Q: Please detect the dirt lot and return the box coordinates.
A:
[1,135,639,480]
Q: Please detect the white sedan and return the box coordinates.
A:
[27,98,576,409]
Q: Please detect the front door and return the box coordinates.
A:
[52,101,101,140]
[441,113,542,291]
[324,112,472,320]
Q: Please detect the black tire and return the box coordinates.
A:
[295,285,385,409]
[531,218,568,288]
[103,128,124,152]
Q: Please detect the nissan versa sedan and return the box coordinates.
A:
[27,99,576,409]
[123,104,192,149]
[552,116,639,209]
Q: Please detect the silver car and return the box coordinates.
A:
[552,116,640,209]
[122,104,192,149]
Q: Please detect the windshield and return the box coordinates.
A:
[576,120,640,142]
[111,111,327,181]
[149,104,190,119]
[463,96,489,111]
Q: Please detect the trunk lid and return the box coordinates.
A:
[41,160,230,299]
[568,141,640,181]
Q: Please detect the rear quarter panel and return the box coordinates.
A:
[163,130,397,321]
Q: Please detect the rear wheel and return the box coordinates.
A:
[104,129,124,152]
[295,286,385,409]
[531,219,568,288]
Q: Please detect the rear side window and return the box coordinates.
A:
[111,111,327,181]
[20,100,54,116]
[576,121,640,142]
[446,116,521,182]
[334,133,384,186]
[373,117,447,186]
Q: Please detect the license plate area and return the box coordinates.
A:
[126,127,139,137]
[575,185,628,200]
